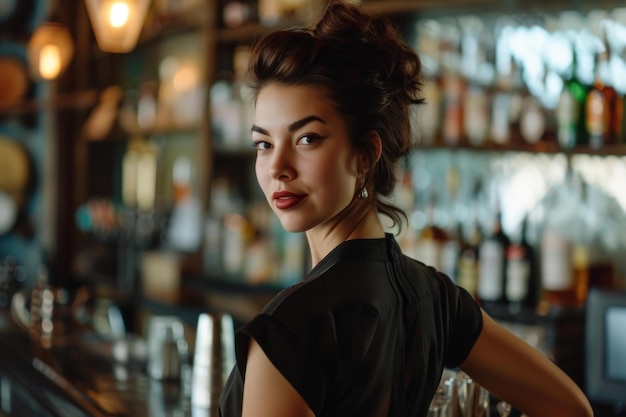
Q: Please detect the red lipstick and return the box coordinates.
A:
[273,191,304,210]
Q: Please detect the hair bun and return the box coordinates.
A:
[312,0,422,104]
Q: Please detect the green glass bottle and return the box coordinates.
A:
[556,48,588,149]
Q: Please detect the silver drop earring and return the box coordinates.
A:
[358,175,369,199]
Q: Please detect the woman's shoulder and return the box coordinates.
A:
[262,236,454,314]
[260,258,385,320]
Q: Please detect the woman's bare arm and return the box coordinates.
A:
[242,338,316,417]
[461,310,593,417]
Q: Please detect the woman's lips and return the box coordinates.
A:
[273,191,304,209]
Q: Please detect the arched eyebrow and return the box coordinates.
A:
[251,115,326,135]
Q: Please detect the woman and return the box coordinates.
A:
[219,1,594,416]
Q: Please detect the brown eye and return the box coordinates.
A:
[298,134,324,145]
[253,140,271,150]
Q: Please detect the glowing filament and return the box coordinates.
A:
[109,2,130,28]
[39,44,62,80]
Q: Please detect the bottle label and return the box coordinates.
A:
[418,81,441,145]
[520,97,545,144]
[457,254,478,296]
[478,240,504,300]
[506,258,530,302]
[586,90,609,137]
[464,86,489,146]
[440,240,460,282]
[556,89,578,148]
[442,75,464,145]
[491,92,511,144]
[541,230,573,290]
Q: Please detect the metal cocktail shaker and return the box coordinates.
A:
[147,316,189,381]
[191,312,236,416]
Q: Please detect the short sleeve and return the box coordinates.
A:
[443,283,483,368]
[234,313,327,415]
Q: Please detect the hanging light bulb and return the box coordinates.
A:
[83,0,151,53]
[27,22,74,80]
[39,45,61,79]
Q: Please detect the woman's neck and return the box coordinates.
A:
[305,204,385,266]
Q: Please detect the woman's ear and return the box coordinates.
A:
[371,131,382,164]
[360,131,382,170]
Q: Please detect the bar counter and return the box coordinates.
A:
[0,312,202,417]
[1,303,623,417]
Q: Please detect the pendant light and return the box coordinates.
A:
[27,22,74,80]
[83,0,151,53]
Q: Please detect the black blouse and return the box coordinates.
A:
[219,234,483,417]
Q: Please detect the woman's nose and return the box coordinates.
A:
[269,145,295,180]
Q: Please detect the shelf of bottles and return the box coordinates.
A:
[201,3,626,297]
[394,6,626,317]
[413,8,626,151]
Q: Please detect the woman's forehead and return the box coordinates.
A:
[255,84,338,122]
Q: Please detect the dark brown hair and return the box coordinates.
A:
[247,0,424,230]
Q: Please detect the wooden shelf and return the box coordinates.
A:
[137,8,209,46]
[362,0,626,15]
[217,19,310,44]
[0,90,99,115]
[419,142,626,157]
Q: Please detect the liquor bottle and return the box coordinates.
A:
[442,73,465,146]
[439,167,462,282]
[414,19,443,145]
[457,219,481,299]
[440,25,465,146]
[490,88,512,146]
[519,93,546,146]
[491,25,523,146]
[458,10,490,147]
[585,46,619,149]
[505,216,537,314]
[456,181,482,298]
[464,81,490,146]
[440,222,463,283]
[417,76,443,146]
[477,201,510,309]
[490,59,524,147]
[604,42,623,146]
[619,91,626,144]
[415,192,448,270]
[397,168,419,258]
[556,48,588,149]
[540,227,570,308]
[618,92,626,144]
[571,243,590,308]
[538,162,590,310]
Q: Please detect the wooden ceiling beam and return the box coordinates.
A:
[362,0,625,16]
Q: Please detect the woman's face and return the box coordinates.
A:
[252,83,361,233]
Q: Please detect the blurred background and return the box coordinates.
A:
[0,0,625,416]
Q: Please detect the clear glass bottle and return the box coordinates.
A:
[440,222,463,283]
[439,22,465,146]
[477,201,510,309]
[456,181,483,299]
[505,215,537,314]
[415,192,448,270]
[538,162,588,310]
[457,220,481,299]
